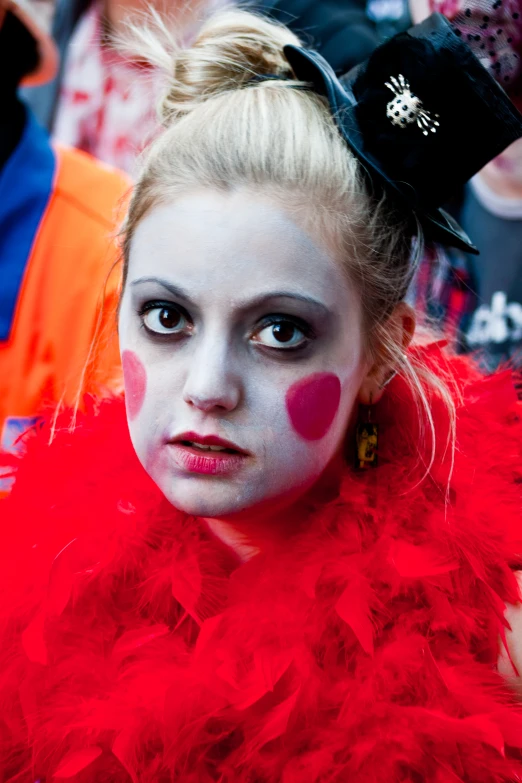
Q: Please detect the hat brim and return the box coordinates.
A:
[7,0,58,86]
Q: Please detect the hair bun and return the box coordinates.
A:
[128,9,301,126]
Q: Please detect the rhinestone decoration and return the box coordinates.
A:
[385,75,440,135]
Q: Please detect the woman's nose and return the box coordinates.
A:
[182,337,242,413]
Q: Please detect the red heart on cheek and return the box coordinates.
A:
[285,373,341,441]
[122,351,147,420]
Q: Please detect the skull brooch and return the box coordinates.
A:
[385,75,440,136]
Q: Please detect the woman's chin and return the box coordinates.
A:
[158,479,257,519]
[156,473,319,523]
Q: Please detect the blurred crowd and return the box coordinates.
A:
[1,0,521,467]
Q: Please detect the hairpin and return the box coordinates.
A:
[385,74,440,135]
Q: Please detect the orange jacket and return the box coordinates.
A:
[0,111,130,449]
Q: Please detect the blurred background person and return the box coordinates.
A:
[27,0,180,175]
[0,0,129,469]
[409,0,522,389]
[25,0,409,175]
[39,0,199,175]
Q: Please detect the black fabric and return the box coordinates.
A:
[0,11,39,170]
[258,0,382,72]
[283,13,522,252]
[351,18,522,208]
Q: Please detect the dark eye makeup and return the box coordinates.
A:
[136,299,317,353]
[137,300,192,338]
[251,314,316,352]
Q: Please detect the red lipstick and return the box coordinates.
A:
[167,432,249,475]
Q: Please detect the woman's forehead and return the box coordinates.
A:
[127,190,355,310]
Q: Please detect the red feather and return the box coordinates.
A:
[246,686,301,752]
[47,540,76,617]
[21,610,47,666]
[112,624,170,662]
[335,578,374,655]
[390,541,459,578]
[54,747,103,777]
[112,729,139,783]
[171,551,203,625]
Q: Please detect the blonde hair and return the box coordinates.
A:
[121,7,457,479]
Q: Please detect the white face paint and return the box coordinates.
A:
[119,189,368,520]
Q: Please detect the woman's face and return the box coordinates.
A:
[119,189,369,519]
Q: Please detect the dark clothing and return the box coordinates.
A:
[461,191,522,370]
[0,11,39,168]
[263,0,384,71]
[415,185,522,391]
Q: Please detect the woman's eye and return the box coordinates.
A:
[142,305,188,335]
[253,320,308,349]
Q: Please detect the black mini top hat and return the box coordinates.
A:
[282,13,522,253]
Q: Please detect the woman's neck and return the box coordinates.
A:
[203,452,344,561]
[203,504,307,563]
[204,518,261,562]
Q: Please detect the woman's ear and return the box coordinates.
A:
[358,303,416,405]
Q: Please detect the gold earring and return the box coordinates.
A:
[355,392,379,470]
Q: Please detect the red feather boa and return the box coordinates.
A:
[1,345,522,782]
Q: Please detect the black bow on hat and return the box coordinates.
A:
[282,13,522,253]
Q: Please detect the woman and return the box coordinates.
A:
[2,8,522,782]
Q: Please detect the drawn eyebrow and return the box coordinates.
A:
[130,277,195,305]
[241,291,330,316]
[130,277,330,316]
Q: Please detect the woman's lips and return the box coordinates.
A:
[166,432,249,476]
